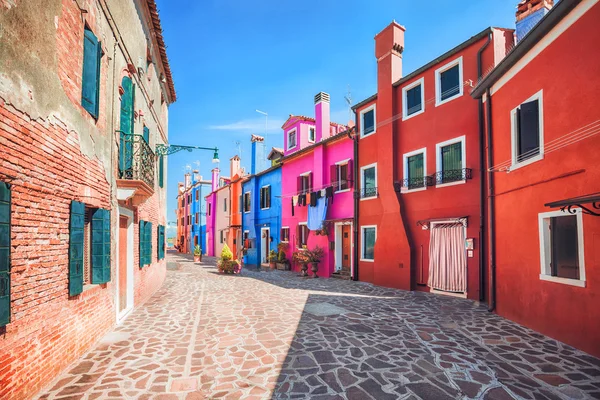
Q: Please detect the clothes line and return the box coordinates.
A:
[276,179,354,199]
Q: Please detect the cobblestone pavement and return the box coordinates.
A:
[37,252,600,400]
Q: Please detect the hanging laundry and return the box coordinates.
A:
[325,186,334,204]
[310,191,317,207]
[320,188,326,197]
[292,195,298,206]
[307,197,328,230]
[299,194,306,206]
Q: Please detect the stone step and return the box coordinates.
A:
[331,271,351,280]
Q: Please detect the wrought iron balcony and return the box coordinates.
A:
[433,168,472,185]
[399,176,435,192]
[360,186,378,199]
[119,133,155,188]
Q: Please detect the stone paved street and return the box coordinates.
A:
[37,252,600,400]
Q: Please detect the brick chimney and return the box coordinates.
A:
[230,155,241,177]
[516,0,553,41]
[211,168,219,191]
[314,92,330,142]
[250,134,265,175]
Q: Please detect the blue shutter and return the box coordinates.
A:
[158,156,164,188]
[91,208,111,284]
[0,182,11,326]
[139,220,146,268]
[82,28,101,118]
[143,125,150,143]
[147,222,153,265]
[157,225,165,260]
[69,201,85,296]
[119,77,134,175]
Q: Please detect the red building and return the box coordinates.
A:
[472,0,600,357]
[353,22,513,300]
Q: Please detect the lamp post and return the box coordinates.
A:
[156,144,220,164]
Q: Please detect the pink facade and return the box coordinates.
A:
[205,168,219,257]
[281,92,354,278]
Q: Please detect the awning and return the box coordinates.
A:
[417,216,468,230]
[544,192,600,216]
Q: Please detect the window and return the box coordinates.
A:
[139,220,152,268]
[187,215,191,225]
[360,105,376,137]
[297,173,312,194]
[208,203,211,216]
[243,192,251,212]
[196,190,199,201]
[361,226,376,261]
[402,78,425,120]
[81,26,102,119]
[281,227,290,242]
[297,224,309,248]
[223,198,227,212]
[288,128,297,150]
[332,161,352,192]
[308,127,316,143]
[435,57,463,106]
[538,210,585,287]
[188,194,192,203]
[220,230,224,244]
[360,163,377,199]
[260,186,271,209]
[403,149,426,191]
[118,77,135,175]
[435,136,466,186]
[511,90,543,169]
[195,212,199,223]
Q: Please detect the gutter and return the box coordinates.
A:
[348,116,360,281]
[485,88,496,312]
[477,31,492,302]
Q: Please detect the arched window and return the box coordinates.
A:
[119,76,135,177]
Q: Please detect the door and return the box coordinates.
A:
[261,228,270,265]
[341,225,351,272]
[118,216,128,313]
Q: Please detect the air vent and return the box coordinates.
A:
[314,92,330,104]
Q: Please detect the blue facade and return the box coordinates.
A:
[190,179,210,254]
[242,165,282,267]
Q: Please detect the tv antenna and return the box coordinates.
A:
[344,85,353,124]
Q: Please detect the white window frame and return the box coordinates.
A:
[281,226,290,243]
[359,104,376,138]
[243,191,251,213]
[360,162,377,201]
[538,209,586,288]
[402,77,425,121]
[402,148,427,193]
[435,135,466,188]
[334,158,351,194]
[510,90,544,171]
[260,185,271,210]
[308,126,316,143]
[287,128,298,150]
[360,225,377,262]
[298,222,308,249]
[435,56,463,107]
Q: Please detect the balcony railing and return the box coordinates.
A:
[433,168,472,185]
[119,133,155,188]
[360,186,378,199]
[399,176,435,191]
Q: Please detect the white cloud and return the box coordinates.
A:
[208,117,285,133]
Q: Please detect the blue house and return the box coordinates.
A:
[242,135,284,268]
[189,172,211,254]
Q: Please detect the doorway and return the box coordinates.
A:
[116,207,134,322]
[261,227,270,265]
[428,221,467,298]
[335,223,353,276]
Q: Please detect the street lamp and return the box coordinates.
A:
[212,148,220,163]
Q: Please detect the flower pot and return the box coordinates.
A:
[194,255,201,262]
[276,262,288,271]
[300,262,309,277]
[311,262,319,278]
[269,262,276,270]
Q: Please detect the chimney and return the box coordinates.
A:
[375,21,405,86]
[230,155,241,177]
[314,92,330,142]
[516,0,553,41]
[250,134,265,175]
[193,170,201,183]
[184,172,191,190]
[211,168,219,191]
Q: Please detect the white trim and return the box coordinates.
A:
[287,128,297,150]
[298,222,308,249]
[435,135,467,188]
[308,126,316,143]
[243,191,251,214]
[360,225,377,262]
[402,77,425,120]
[334,222,354,274]
[260,185,271,210]
[281,226,290,243]
[491,0,599,95]
[260,227,270,265]
[359,104,376,138]
[509,90,544,171]
[335,158,351,165]
[402,147,427,193]
[360,162,378,200]
[334,160,351,193]
[435,56,464,107]
[116,206,135,324]
[538,208,586,288]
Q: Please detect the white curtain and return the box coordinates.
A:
[428,223,466,293]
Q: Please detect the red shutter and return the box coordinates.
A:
[330,165,337,190]
[347,160,354,188]
[297,176,302,193]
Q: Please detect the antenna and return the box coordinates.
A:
[344,85,353,124]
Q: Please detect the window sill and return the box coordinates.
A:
[335,189,351,194]
[436,180,466,189]
[509,154,544,172]
[401,186,427,194]
[360,258,375,263]
[435,91,463,107]
[402,108,424,121]
[540,274,586,288]
[260,207,270,210]
[360,130,376,138]
[360,195,378,201]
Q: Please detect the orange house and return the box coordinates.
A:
[226,156,248,259]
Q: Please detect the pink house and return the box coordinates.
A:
[281,92,355,278]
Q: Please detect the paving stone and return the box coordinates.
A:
[406,382,455,400]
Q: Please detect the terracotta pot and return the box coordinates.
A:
[311,262,319,278]
[270,262,276,270]
[300,263,309,277]
[194,255,201,262]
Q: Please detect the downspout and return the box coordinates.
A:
[348,121,359,282]
[477,31,492,302]
[485,88,496,312]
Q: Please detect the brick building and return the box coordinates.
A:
[0,1,175,398]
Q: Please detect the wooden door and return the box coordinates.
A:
[118,216,128,313]
[342,225,351,271]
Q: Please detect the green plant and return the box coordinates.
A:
[292,250,309,264]
[269,249,277,263]
[220,243,233,261]
[305,246,325,263]
[217,244,240,274]
[194,245,201,256]
[277,242,288,262]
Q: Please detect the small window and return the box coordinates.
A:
[406,151,425,190]
[195,212,199,223]
[360,164,377,199]
[298,173,312,194]
[288,129,297,150]
[195,191,199,201]
[435,136,466,186]
[220,230,224,244]
[361,226,376,261]
[81,26,103,119]
[260,186,271,209]
[435,57,463,106]
[281,227,290,242]
[403,78,424,119]
[512,91,543,168]
[308,127,316,143]
[332,162,351,192]
[223,198,227,212]
[298,224,309,248]
[208,203,211,216]
[360,106,376,137]
[539,210,585,287]
[243,192,251,213]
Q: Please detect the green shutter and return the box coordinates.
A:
[119,77,134,174]
[91,208,111,284]
[139,221,146,268]
[82,28,101,119]
[143,126,150,143]
[157,225,165,260]
[147,222,153,265]
[158,156,164,188]
[69,201,85,296]
[0,182,11,326]
[408,153,424,188]
[442,142,462,172]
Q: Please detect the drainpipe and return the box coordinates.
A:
[477,31,492,302]
[485,88,496,312]
[348,121,359,282]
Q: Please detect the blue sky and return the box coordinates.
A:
[158,0,516,225]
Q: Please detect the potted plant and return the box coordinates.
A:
[193,245,202,262]
[276,243,290,270]
[293,250,310,277]
[217,244,242,274]
[268,249,277,270]
[305,246,325,278]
